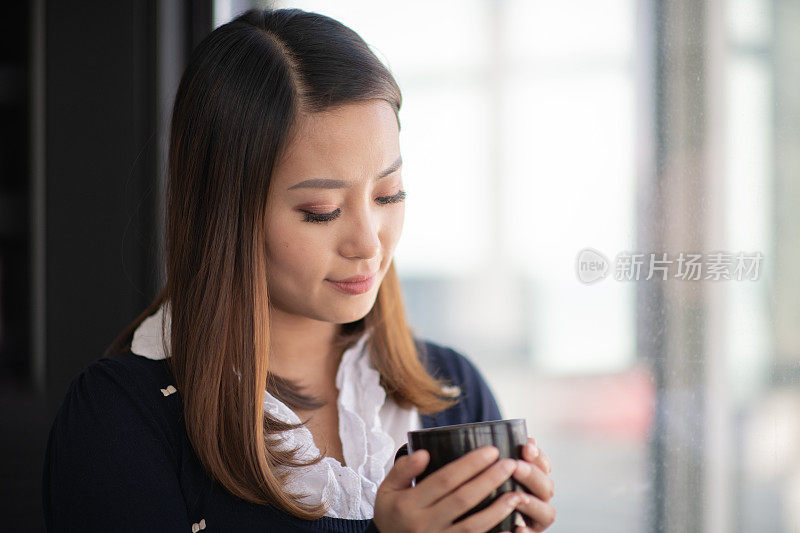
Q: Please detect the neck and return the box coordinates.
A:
[267,307,343,388]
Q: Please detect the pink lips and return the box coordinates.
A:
[326,272,377,295]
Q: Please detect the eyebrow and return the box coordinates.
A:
[287,156,403,190]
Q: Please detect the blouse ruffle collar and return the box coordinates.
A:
[130,302,412,519]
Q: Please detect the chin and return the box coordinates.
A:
[326,299,377,325]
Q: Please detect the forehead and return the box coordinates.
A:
[272,100,400,186]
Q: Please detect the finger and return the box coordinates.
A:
[522,441,551,475]
[532,520,551,532]
[413,446,500,506]
[512,460,554,502]
[433,458,518,525]
[442,490,521,533]
[508,512,537,533]
[522,439,538,462]
[381,449,429,491]
[538,449,551,475]
[514,492,556,530]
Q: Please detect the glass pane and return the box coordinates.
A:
[211,1,800,530]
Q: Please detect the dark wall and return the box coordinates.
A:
[42,0,161,414]
[0,1,211,530]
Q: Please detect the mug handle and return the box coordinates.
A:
[394,442,409,463]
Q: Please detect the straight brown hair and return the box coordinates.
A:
[105,7,460,520]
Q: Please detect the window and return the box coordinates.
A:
[216,2,800,530]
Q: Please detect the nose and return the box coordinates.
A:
[338,204,382,261]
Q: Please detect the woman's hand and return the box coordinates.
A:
[373,446,525,532]
[508,437,556,532]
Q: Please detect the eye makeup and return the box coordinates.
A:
[301,189,407,224]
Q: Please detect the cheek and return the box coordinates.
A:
[269,235,320,273]
[381,206,405,248]
[265,214,321,273]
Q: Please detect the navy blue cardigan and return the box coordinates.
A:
[42,338,503,532]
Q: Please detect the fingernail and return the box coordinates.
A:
[526,443,540,457]
[501,459,517,473]
[507,494,522,507]
[481,446,500,460]
[544,457,552,473]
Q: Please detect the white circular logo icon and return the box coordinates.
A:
[575,248,609,284]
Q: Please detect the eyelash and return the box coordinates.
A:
[302,190,407,224]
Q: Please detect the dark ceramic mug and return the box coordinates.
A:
[394,418,531,533]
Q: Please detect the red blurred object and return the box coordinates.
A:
[551,364,655,441]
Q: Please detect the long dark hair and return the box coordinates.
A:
[105,8,459,519]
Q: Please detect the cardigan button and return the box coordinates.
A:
[440,385,461,397]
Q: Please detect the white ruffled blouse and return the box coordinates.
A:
[130,303,423,519]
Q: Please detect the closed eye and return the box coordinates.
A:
[376,189,407,205]
[302,190,406,224]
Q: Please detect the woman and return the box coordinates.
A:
[42,7,556,532]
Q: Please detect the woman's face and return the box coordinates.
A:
[264,99,404,325]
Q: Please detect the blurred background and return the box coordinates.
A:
[1,0,798,531]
